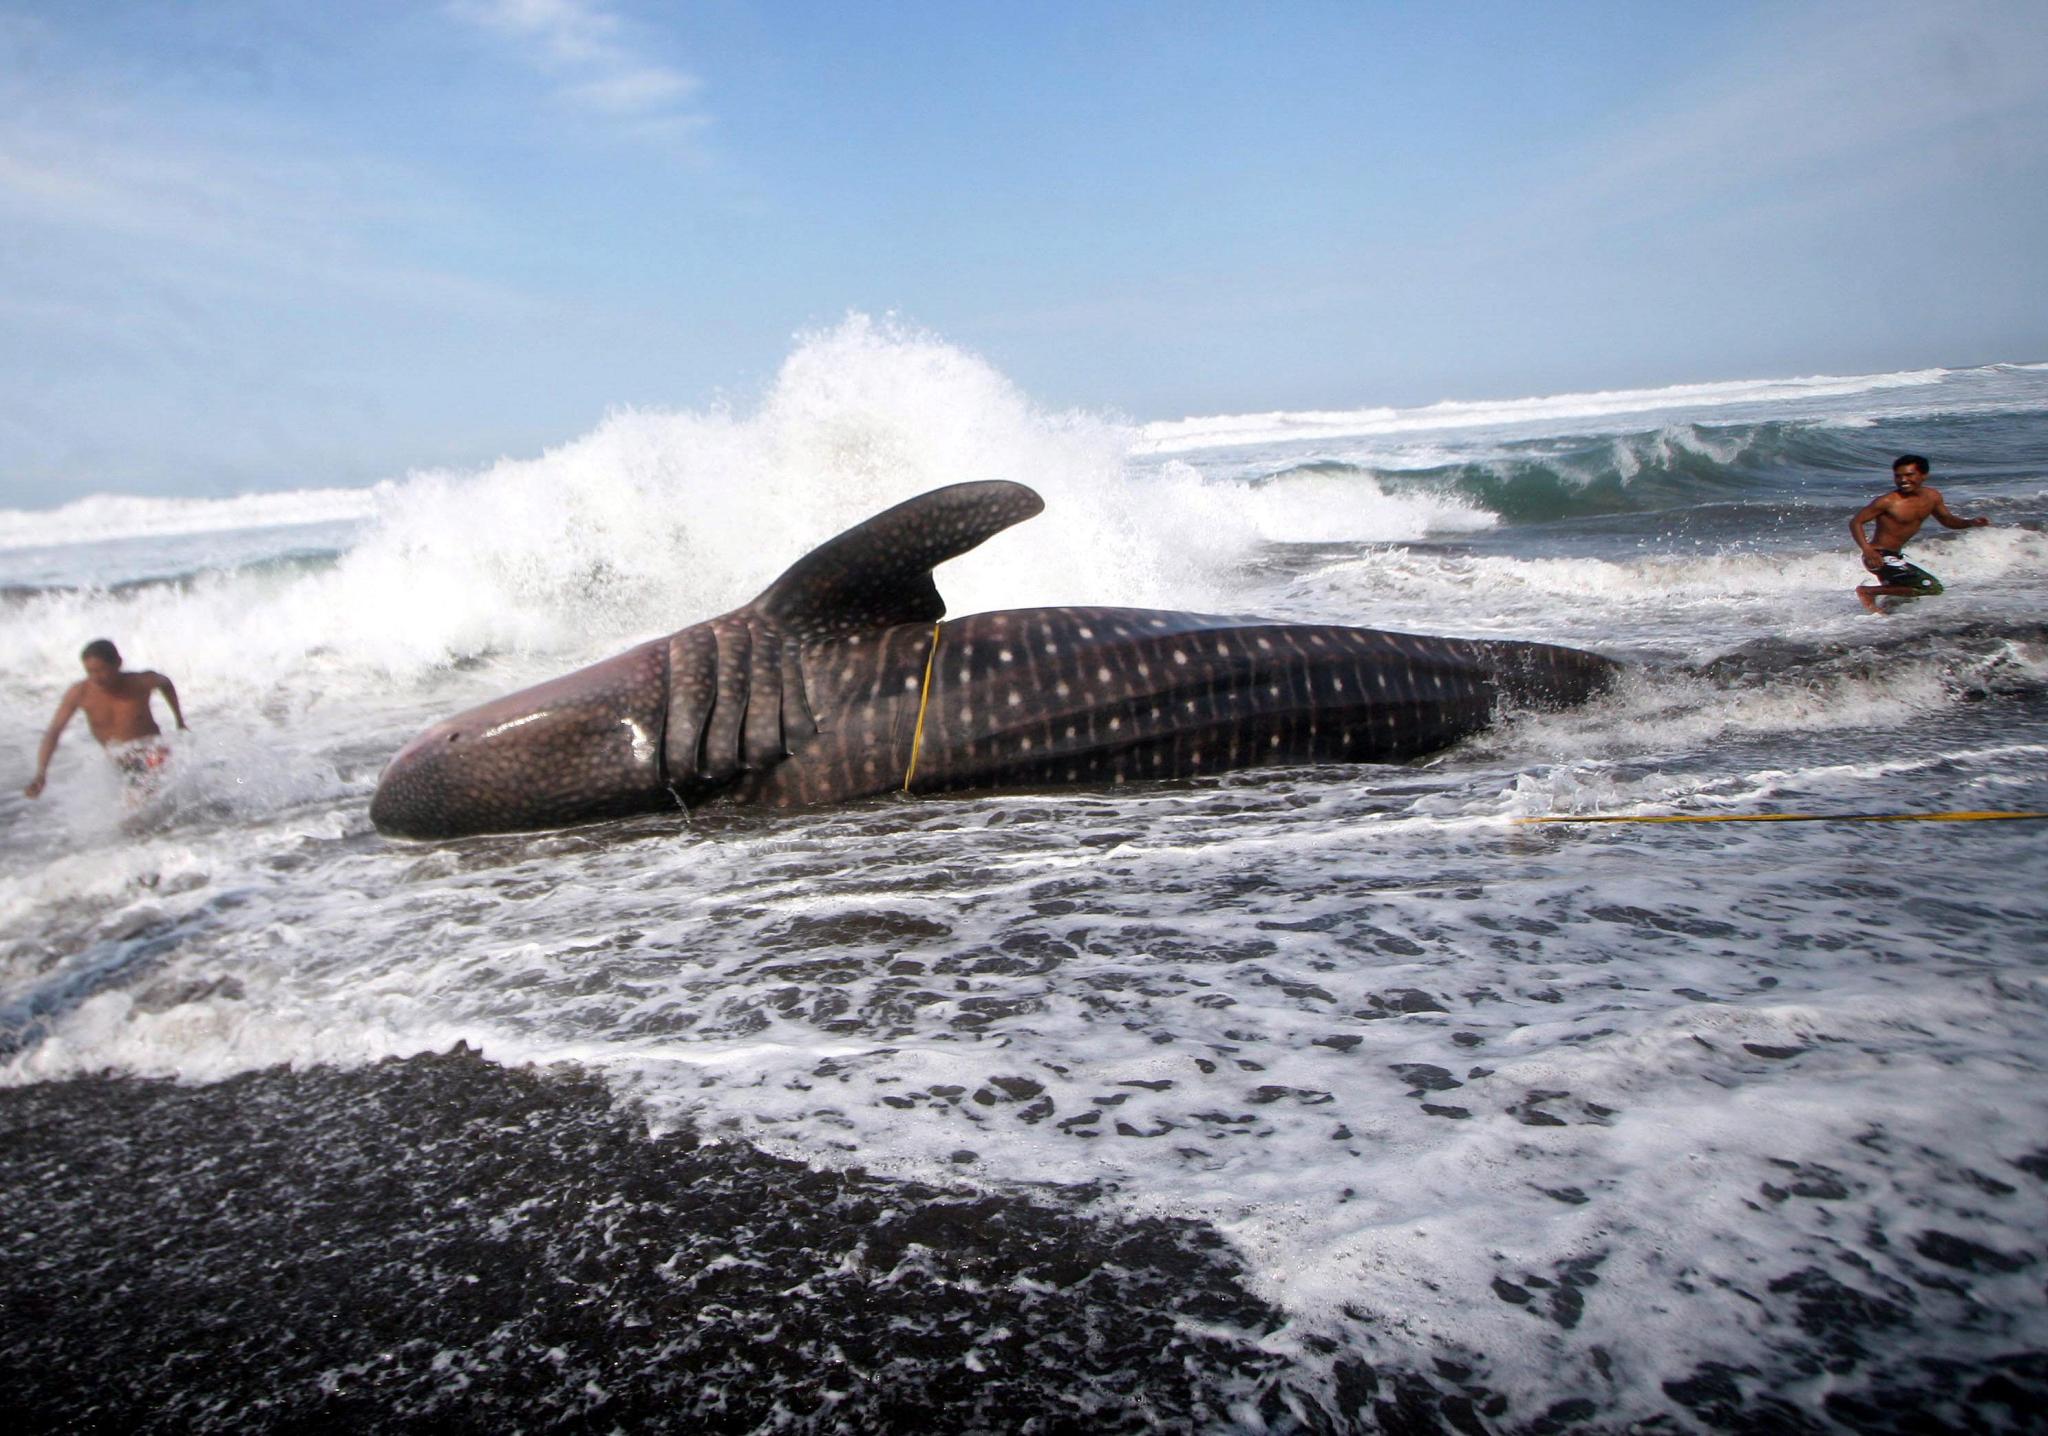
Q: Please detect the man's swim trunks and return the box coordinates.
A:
[1875,549,1944,596]
[111,742,171,786]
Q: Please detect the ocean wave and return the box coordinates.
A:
[0,319,1485,702]
[0,546,346,606]
[1138,366,1956,454]
[0,488,381,551]
[1244,416,1991,523]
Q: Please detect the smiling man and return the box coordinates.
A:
[1850,455,1993,613]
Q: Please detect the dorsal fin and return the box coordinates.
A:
[746,480,1045,640]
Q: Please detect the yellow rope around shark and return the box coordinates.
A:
[1513,809,2048,826]
[902,621,944,792]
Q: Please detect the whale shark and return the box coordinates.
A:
[370,481,1617,839]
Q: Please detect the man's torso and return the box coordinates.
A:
[1869,487,1944,551]
[80,673,163,745]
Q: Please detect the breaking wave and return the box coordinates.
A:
[0,319,1486,708]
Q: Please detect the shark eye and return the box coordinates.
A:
[447,733,461,743]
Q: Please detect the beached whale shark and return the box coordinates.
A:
[369,481,1617,839]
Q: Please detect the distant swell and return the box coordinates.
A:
[1259,419,1952,523]
[0,488,379,551]
[0,547,345,605]
[1139,366,1953,453]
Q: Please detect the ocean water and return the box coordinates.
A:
[2,321,2045,1431]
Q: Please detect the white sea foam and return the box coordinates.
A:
[1281,524,2042,649]
[8,753,2042,1418]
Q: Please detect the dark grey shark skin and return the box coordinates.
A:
[370,481,1617,839]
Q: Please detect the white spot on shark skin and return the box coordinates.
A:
[961,707,974,724]
[1172,650,1188,666]
[481,712,549,741]
[1000,649,1014,663]
[1056,682,1071,698]
[1109,717,1122,731]
[1043,643,1058,656]
[1008,692,1022,707]
[617,718,656,765]
[1149,618,1167,629]
[1257,638,1272,651]
[1136,663,1150,678]
[1215,642,1229,657]
[1269,684,1280,697]
[904,675,919,690]
[1078,627,1094,639]
[1021,738,1034,752]
[1333,678,1345,692]
[1065,725,1076,738]
[1097,667,1112,683]
[1377,673,1389,689]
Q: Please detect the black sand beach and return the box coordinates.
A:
[5,1047,2044,1433]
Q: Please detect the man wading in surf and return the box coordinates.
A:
[1851,454,1991,614]
[23,639,188,799]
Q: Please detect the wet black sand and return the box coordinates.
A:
[3,1048,2042,1433]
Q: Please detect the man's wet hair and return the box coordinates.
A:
[80,638,120,666]
[1893,454,1931,474]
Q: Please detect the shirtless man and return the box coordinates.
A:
[1851,454,1991,613]
[23,639,188,798]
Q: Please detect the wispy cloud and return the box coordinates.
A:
[0,108,541,320]
[452,0,708,142]
[0,11,539,317]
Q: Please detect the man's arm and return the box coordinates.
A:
[1849,497,1889,569]
[1930,491,1991,530]
[24,683,84,798]
[151,672,189,730]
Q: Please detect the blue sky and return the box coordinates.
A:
[2,0,2043,507]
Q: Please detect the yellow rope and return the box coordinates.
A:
[902,621,943,792]
[1514,809,2048,826]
